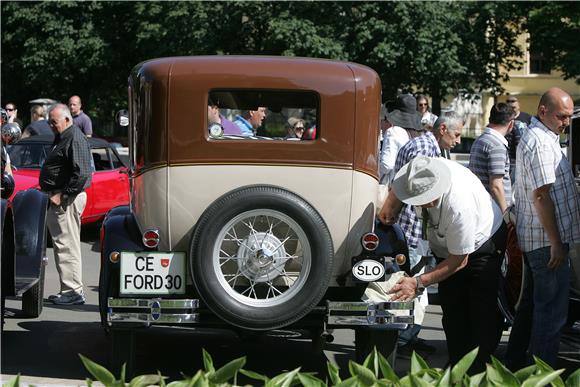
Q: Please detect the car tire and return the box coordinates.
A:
[355,327,398,365]
[22,227,47,318]
[22,263,45,318]
[190,185,334,331]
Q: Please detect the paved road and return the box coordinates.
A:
[2,226,578,385]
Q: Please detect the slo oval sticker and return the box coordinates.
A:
[352,259,385,282]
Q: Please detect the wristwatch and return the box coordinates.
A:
[415,275,426,295]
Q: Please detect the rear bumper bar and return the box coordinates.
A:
[326,301,414,329]
[108,297,414,329]
[107,298,200,325]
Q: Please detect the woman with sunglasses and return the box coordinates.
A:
[416,95,438,131]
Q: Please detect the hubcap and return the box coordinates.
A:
[213,210,311,307]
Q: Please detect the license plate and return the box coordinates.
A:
[120,252,186,295]
[352,256,386,282]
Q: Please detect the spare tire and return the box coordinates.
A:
[190,185,334,330]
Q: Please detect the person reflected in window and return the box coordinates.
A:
[285,117,305,140]
[234,108,267,137]
[208,101,241,136]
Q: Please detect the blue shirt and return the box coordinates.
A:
[234,115,254,137]
[394,131,441,248]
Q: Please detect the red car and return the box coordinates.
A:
[7,135,129,225]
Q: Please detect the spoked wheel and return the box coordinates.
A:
[190,186,333,330]
[214,209,311,306]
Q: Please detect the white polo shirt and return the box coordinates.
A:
[424,158,503,258]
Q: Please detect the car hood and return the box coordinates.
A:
[10,170,41,201]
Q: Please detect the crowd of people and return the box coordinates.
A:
[2,85,578,371]
[378,87,579,373]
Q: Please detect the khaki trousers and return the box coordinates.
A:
[47,192,87,293]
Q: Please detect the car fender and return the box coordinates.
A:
[99,206,142,326]
[1,199,16,296]
[11,189,49,295]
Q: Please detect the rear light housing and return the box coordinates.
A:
[142,229,160,249]
[361,233,379,251]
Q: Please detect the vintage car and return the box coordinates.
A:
[1,189,48,324]
[7,135,129,225]
[100,56,414,367]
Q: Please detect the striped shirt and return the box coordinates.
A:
[394,131,441,248]
[514,117,580,252]
[468,127,512,206]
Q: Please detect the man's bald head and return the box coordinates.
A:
[68,95,82,115]
[537,87,573,135]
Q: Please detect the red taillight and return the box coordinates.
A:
[362,233,379,251]
[143,229,159,249]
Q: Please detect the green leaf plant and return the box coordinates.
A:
[4,347,578,386]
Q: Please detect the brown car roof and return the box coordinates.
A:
[132,56,381,179]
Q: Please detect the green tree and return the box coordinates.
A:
[526,2,580,84]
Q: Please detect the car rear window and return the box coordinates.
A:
[207,89,319,141]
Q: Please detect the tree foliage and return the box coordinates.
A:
[526,1,580,84]
[0,1,571,132]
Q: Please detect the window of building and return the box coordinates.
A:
[207,90,319,141]
[530,51,551,74]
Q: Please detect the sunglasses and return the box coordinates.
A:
[294,126,305,130]
[418,103,427,107]
[5,108,14,111]
[507,99,517,103]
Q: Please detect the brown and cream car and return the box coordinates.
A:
[100,56,413,360]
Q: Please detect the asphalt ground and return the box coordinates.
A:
[1,226,579,385]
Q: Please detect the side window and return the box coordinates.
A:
[207,90,318,141]
[92,148,112,171]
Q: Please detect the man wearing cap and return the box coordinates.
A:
[505,88,580,369]
[379,94,423,185]
[388,156,507,373]
[377,111,464,357]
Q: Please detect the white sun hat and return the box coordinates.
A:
[392,156,452,206]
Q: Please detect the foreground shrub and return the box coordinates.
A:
[5,347,580,386]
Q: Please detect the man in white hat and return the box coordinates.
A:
[377,111,464,358]
[388,156,506,374]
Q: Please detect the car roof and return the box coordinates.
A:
[14,134,112,149]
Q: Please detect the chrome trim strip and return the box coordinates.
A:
[327,315,412,327]
[108,298,199,309]
[109,312,199,324]
[327,301,415,311]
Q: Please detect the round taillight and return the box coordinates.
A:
[362,233,379,251]
[109,251,120,263]
[143,229,159,249]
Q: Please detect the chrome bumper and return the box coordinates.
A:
[107,298,199,325]
[107,298,414,329]
[326,301,414,329]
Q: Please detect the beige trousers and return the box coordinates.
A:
[47,192,87,293]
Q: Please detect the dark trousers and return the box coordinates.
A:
[437,222,507,374]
